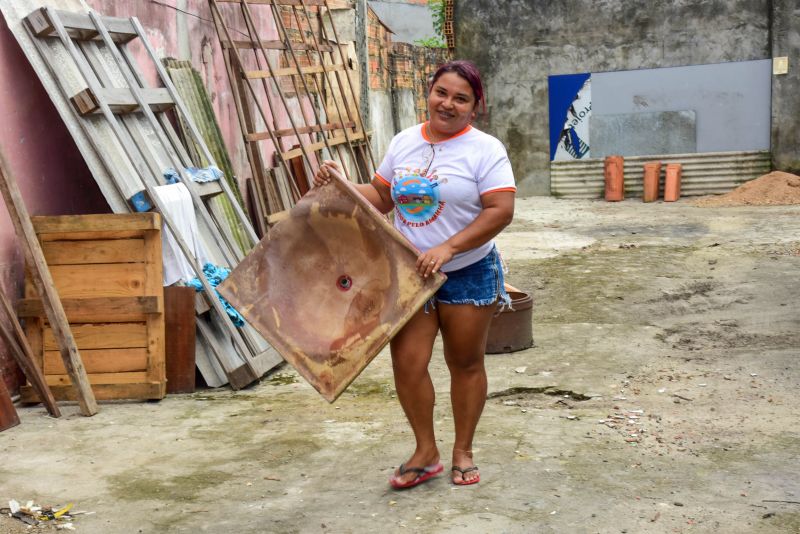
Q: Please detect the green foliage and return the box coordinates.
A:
[429,0,446,38]
[414,36,446,48]
[414,0,446,48]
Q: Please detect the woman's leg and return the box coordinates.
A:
[438,302,496,483]
[389,305,442,484]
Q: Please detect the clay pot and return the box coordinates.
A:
[664,163,682,202]
[604,155,624,202]
[486,291,534,354]
[642,162,661,203]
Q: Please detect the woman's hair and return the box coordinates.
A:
[430,60,486,113]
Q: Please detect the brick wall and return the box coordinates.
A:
[391,42,453,123]
[277,5,321,96]
[367,7,392,91]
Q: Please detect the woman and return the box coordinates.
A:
[314,60,515,488]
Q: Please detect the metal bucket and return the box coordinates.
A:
[486,291,533,354]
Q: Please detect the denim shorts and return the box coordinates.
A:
[433,246,510,307]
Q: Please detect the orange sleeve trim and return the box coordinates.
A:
[374,172,391,186]
[480,187,516,196]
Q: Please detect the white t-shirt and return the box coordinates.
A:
[376,122,516,272]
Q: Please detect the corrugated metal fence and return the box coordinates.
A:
[550,151,771,198]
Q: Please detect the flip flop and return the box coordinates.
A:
[451,465,480,486]
[389,462,444,489]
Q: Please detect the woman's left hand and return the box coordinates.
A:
[417,243,455,278]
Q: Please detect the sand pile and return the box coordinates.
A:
[693,171,800,207]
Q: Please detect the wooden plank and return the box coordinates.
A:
[246,121,357,142]
[25,8,137,43]
[195,291,212,315]
[41,264,148,299]
[0,288,60,417]
[246,177,267,238]
[44,323,147,351]
[194,179,224,199]
[288,151,310,196]
[17,296,161,321]
[32,213,160,234]
[44,348,148,375]
[39,230,149,242]
[164,286,196,393]
[71,87,175,116]
[21,381,164,402]
[41,239,145,265]
[216,0,326,5]
[161,59,250,248]
[249,346,285,378]
[222,39,334,52]
[0,147,97,416]
[23,317,43,370]
[45,371,149,386]
[226,47,272,213]
[244,62,347,80]
[136,26,255,253]
[142,229,165,389]
[195,317,256,390]
[280,131,365,160]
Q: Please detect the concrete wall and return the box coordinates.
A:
[770,0,800,173]
[368,0,435,44]
[456,0,789,196]
[368,90,395,162]
[393,88,418,132]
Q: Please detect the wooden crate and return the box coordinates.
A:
[19,214,165,401]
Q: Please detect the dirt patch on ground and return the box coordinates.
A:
[693,171,800,207]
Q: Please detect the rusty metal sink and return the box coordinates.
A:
[218,174,446,402]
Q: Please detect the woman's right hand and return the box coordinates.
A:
[313,160,341,187]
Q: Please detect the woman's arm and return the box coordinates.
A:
[312,160,394,214]
[353,181,394,214]
[417,191,514,278]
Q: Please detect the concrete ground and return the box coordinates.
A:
[2,197,799,533]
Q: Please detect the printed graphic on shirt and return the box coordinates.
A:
[391,169,445,227]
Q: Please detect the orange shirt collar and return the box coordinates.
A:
[421,121,473,143]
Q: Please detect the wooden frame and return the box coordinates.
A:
[208,0,377,219]
[20,214,166,402]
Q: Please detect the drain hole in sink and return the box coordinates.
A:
[337,275,353,291]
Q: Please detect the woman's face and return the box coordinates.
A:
[427,72,477,136]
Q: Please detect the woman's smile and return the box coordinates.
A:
[427,72,477,140]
